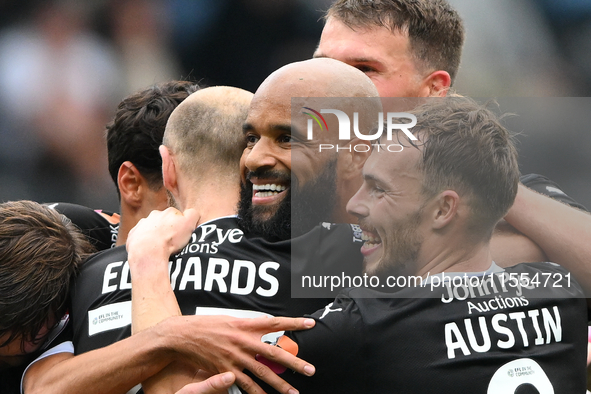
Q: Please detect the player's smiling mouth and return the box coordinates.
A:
[361,228,382,249]
[250,179,289,205]
[252,183,288,197]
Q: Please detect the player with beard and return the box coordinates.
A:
[238,158,339,241]
[238,58,381,240]
[68,61,379,394]
[124,64,591,392]
[22,87,320,394]
[269,97,588,393]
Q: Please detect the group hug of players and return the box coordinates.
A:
[2,1,591,394]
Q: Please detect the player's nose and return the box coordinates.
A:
[346,184,370,219]
[244,138,280,172]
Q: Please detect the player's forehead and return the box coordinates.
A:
[316,17,408,64]
[245,79,320,134]
[245,94,291,134]
[365,145,421,184]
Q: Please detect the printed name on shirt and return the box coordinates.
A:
[445,306,562,359]
[101,258,279,297]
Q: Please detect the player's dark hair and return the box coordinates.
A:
[326,0,464,84]
[409,97,519,239]
[0,201,93,348]
[106,81,200,197]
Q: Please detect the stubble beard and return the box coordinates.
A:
[362,208,424,280]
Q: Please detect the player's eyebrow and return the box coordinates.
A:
[313,51,380,65]
[242,123,292,134]
[242,123,254,134]
[363,173,384,185]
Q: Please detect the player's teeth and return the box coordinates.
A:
[362,234,368,241]
[253,184,287,191]
[255,191,283,197]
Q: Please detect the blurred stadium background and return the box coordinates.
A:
[0,0,590,210]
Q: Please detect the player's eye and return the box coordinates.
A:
[278,135,293,144]
[355,64,377,74]
[245,134,259,147]
[370,184,385,197]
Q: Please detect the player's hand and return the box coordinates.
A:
[175,372,235,394]
[127,207,200,263]
[161,315,316,394]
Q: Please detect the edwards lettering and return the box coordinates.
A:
[102,258,279,297]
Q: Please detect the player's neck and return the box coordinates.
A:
[181,183,239,225]
[116,202,148,247]
[416,237,493,277]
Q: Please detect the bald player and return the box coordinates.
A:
[134,73,589,392]
[22,87,316,394]
[239,55,591,292]
[239,57,382,239]
[110,61,385,393]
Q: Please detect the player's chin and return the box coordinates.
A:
[361,245,383,274]
[251,202,282,222]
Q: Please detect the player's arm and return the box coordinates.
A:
[22,314,315,394]
[503,183,591,294]
[490,219,548,267]
[127,208,316,394]
[23,320,195,394]
[128,207,198,394]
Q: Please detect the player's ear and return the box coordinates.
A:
[117,161,142,208]
[423,70,451,97]
[339,137,369,181]
[431,190,459,229]
[160,145,178,196]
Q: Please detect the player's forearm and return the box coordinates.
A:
[23,324,178,394]
[130,258,181,334]
[504,184,591,293]
[129,241,189,393]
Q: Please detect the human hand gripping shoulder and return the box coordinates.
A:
[126,208,316,394]
[127,207,200,274]
[127,207,200,333]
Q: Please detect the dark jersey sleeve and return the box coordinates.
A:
[520,173,588,211]
[282,294,366,393]
[291,223,364,298]
[47,202,120,251]
[70,246,132,354]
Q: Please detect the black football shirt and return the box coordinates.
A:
[281,262,587,393]
[70,216,363,354]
